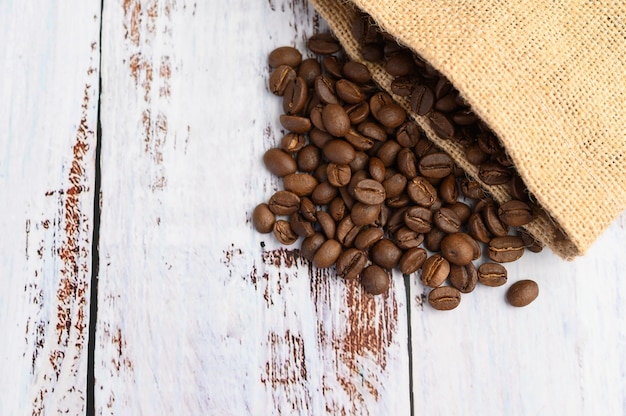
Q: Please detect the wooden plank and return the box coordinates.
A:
[0,1,101,414]
[410,212,626,415]
[96,0,410,414]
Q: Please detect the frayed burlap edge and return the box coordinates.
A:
[310,0,626,260]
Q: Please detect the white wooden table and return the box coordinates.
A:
[1,1,625,415]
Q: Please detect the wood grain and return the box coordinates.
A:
[0,1,100,414]
[96,0,409,414]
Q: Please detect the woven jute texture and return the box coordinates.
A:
[310,0,626,259]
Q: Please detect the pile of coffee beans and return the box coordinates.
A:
[253,28,541,309]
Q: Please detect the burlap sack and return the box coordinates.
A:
[310,0,626,259]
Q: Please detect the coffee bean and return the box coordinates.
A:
[460,178,486,200]
[382,173,407,199]
[269,65,296,96]
[385,51,416,76]
[353,179,387,205]
[283,77,308,115]
[345,102,370,124]
[369,91,395,116]
[326,162,352,187]
[520,229,543,253]
[263,148,297,177]
[428,111,456,139]
[374,104,406,128]
[370,238,403,269]
[323,139,357,165]
[313,239,342,268]
[434,92,459,112]
[283,173,318,196]
[316,210,336,239]
[328,197,347,222]
[311,181,338,205]
[344,128,375,151]
[477,133,502,155]
[425,227,447,252]
[419,152,454,179]
[350,151,370,172]
[433,207,462,234]
[376,140,402,167]
[322,103,351,137]
[301,233,325,261]
[428,286,461,310]
[421,254,450,288]
[309,128,333,148]
[440,233,476,266]
[322,55,343,78]
[300,197,317,222]
[439,174,458,204]
[289,211,315,238]
[307,32,341,55]
[252,203,276,234]
[351,202,382,226]
[281,133,306,153]
[452,109,479,125]
[399,247,427,274]
[447,201,471,224]
[404,206,433,233]
[449,262,478,293]
[268,190,300,215]
[314,75,339,105]
[354,226,384,250]
[368,157,386,182]
[483,203,510,237]
[361,265,390,295]
[464,143,488,165]
[509,174,530,201]
[391,75,419,97]
[336,248,368,280]
[268,46,302,68]
[297,58,322,86]
[279,114,312,133]
[395,226,424,250]
[478,161,512,185]
[396,148,418,179]
[477,262,508,287]
[336,79,366,104]
[336,216,362,247]
[410,85,435,115]
[498,200,534,226]
[507,280,539,307]
[297,144,321,172]
[273,220,299,245]
[396,121,421,147]
[342,61,372,83]
[488,236,525,263]
[407,176,437,207]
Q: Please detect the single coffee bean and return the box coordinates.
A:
[433,207,462,234]
[361,265,390,295]
[354,226,384,250]
[322,103,351,137]
[360,43,384,62]
[347,170,369,197]
[344,128,375,151]
[498,199,534,226]
[399,247,427,275]
[452,109,479,125]
[376,140,402,167]
[458,232,481,260]
[488,236,525,263]
[507,280,539,307]
[336,215,362,247]
[391,75,419,97]
[326,163,352,188]
[353,179,387,205]
[464,143,489,165]
[396,121,421,147]
[428,286,462,310]
[313,163,329,183]
[316,210,336,239]
[434,91,459,112]
[374,104,406,128]
[477,262,508,287]
[301,233,325,261]
[385,51,416,76]
[322,55,343,78]
[328,197,347,222]
[342,61,372,83]
[312,239,342,268]
[309,104,327,132]
[419,152,454,179]
[323,139,357,165]
[438,174,458,204]
[309,128,333,148]
[434,77,453,99]
[268,46,302,68]
[477,133,502,155]
[336,79,366,104]
[252,203,276,234]
[396,148,418,179]
[268,190,300,215]
[474,198,495,214]
[336,248,368,280]
[428,111,456,139]
[369,157,386,182]
[421,254,450,288]
[382,173,407,199]
[311,181,338,205]
[300,197,317,222]
[440,233,475,266]
[273,220,298,245]
[289,211,315,238]
[351,202,382,226]
[410,84,435,115]
[297,58,322,86]
[407,176,438,207]
[345,101,370,124]
[460,178,486,200]
[279,114,312,133]
[314,75,339,105]
[449,262,478,293]
[520,229,543,253]
[297,144,321,173]
[283,173,318,196]
[478,161,512,185]
[370,238,403,269]
[283,76,308,115]
[509,174,530,202]
[280,132,306,153]
[369,91,395,116]
[483,203,510,237]
[269,65,296,96]
[395,226,424,250]
[425,227,446,252]
[404,206,433,233]
[447,201,471,224]
[307,32,341,55]
[263,148,297,177]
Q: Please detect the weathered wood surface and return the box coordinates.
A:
[0,1,100,414]
[2,0,626,415]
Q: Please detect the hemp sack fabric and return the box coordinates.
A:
[310,0,626,260]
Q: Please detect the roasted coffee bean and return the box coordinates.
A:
[421,254,450,288]
[283,173,318,196]
[336,215,362,247]
[297,144,321,172]
[300,197,317,222]
[344,128,375,151]
[428,286,461,310]
[396,121,421,147]
[370,238,403,269]
[488,236,525,263]
[399,247,428,275]
[483,203,510,237]
[345,102,370,124]
[464,143,488,165]
[316,210,336,239]
[382,173,407,199]
[376,140,402,167]
[477,262,508,287]
[507,280,539,307]
[289,212,315,238]
[323,139,357,165]
[477,133,502,155]
[414,136,436,158]
[360,43,384,62]
[404,206,433,233]
[307,32,341,55]
[498,200,534,226]
[336,79,366,104]
[361,265,390,295]
[434,91,459,112]
[407,176,437,207]
[301,233,325,261]
[354,179,387,205]
[322,103,351,137]
[473,198,495,214]
[478,161,512,185]
[447,201,471,224]
[385,51,415,76]
[410,85,435,115]
[369,157,386,182]
[342,61,372,83]
[374,104,406,128]
[509,174,530,201]
[439,174,458,204]
[273,220,299,245]
[369,91,395,116]
[520,229,543,253]
[328,197,347,222]
[252,203,276,234]
[309,128,333,148]
[313,163,329,183]
[268,46,302,68]
[460,178,486,200]
[354,226,384,250]
[268,190,300,215]
[309,105,326,132]
[263,148,297,177]
[298,58,322,86]
[351,202,382,226]
[336,248,368,280]
[280,132,306,153]
[395,226,424,249]
[314,75,339,105]
[459,231,481,260]
[322,55,343,78]
[449,262,478,293]
[440,233,476,266]
[433,207,462,234]
[347,170,370,196]
[396,148,418,179]
[269,65,296,96]
[279,114,312,133]
[419,152,454,179]
[283,77,308,115]
[311,181,338,205]
[326,163,352,187]
[313,239,342,268]
[429,111,456,139]
[350,151,370,172]
[452,109,479,125]
[391,75,419,97]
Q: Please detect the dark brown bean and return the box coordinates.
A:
[336,248,368,280]
[297,144,321,172]
[268,46,302,68]
[300,197,317,222]
[322,103,351,137]
[353,179,387,205]
[314,75,339,105]
[323,139,357,165]
[289,212,315,238]
[326,163,352,188]
[488,236,525,263]
[520,229,543,253]
[342,61,372,83]
[428,286,461,310]
[467,212,491,243]
[483,203,510,237]
[252,203,276,234]
[316,210,336,240]
[478,161,512,185]
[336,216,362,247]
[307,32,341,55]
[399,247,427,275]
[433,207,462,234]
[421,254,450,288]
[273,220,298,245]
[477,262,508,287]
[354,227,384,250]
[404,206,433,233]
[283,77,308,115]
[312,239,342,268]
[268,190,300,215]
[407,176,438,207]
[395,226,424,250]
[361,265,390,295]
[298,58,322,86]
[263,148,297,177]
[498,200,534,227]
[449,262,478,293]
[507,280,539,307]
[370,238,403,269]
[440,233,475,266]
[336,79,366,104]
[429,112,456,139]
[374,104,406,128]
[283,173,318,196]
[351,202,382,226]
[269,65,296,96]
[410,85,435,115]
[279,114,312,133]
[301,233,325,261]
[311,181,338,205]
[419,152,454,179]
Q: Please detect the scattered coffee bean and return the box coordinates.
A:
[428,286,462,310]
[507,280,539,307]
[253,203,276,234]
[361,265,390,295]
[477,262,508,287]
[421,254,450,288]
[449,262,478,293]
